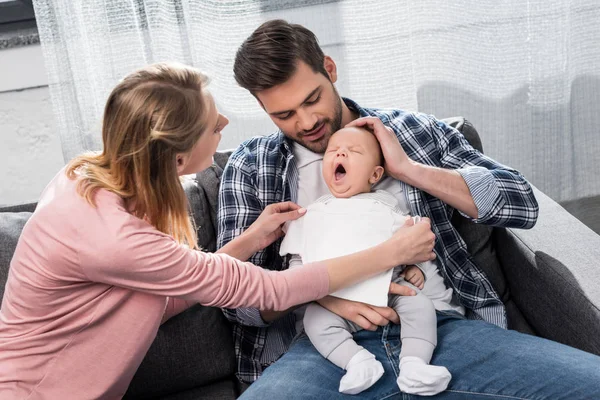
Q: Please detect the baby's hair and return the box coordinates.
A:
[331,126,384,166]
[360,125,384,167]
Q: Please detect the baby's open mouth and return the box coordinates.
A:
[335,164,346,181]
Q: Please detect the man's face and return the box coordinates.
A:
[255,61,343,154]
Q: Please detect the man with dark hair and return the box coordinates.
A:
[218,19,600,399]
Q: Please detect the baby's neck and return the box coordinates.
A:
[329,188,373,199]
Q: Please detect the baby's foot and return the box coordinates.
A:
[339,349,384,395]
[397,356,451,396]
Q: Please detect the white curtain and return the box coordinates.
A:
[32,0,600,203]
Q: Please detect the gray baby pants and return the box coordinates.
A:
[303,283,437,370]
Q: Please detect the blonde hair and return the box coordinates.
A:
[66,62,210,249]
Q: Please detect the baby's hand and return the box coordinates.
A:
[401,265,425,289]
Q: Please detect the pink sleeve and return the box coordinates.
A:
[78,209,330,311]
[162,298,194,323]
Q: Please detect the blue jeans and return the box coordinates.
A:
[239,312,600,399]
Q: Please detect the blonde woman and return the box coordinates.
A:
[0,63,435,399]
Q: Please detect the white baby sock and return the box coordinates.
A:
[397,356,451,396]
[338,348,384,395]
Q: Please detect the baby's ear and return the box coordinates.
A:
[369,165,385,184]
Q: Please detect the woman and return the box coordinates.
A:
[0,62,435,399]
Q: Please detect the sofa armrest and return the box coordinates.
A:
[495,186,600,355]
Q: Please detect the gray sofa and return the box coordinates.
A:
[1,118,599,399]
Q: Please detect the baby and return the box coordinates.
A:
[280,127,452,396]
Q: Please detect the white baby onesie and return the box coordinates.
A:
[280,190,407,307]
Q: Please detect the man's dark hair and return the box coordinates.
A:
[234,19,328,94]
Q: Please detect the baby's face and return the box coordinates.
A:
[322,127,384,198]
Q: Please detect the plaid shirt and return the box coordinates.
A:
[217,98,539,383]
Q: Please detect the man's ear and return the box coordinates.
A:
[369,166,385,184]
[323,56,338,83]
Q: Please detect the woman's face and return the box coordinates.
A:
[177,92,229,175]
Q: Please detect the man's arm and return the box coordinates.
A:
[427,116,539,228]
[349,116,539,229]
[395,163,478,219]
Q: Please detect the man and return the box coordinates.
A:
[217,19,600,399]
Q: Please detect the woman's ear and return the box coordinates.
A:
[369,166,385,184]
[176,153,188,175]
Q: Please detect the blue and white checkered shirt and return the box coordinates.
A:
[217,98,539,383]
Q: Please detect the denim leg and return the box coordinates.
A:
[240,312,600,400]
[408,312,600,400]
[239,326,403,400]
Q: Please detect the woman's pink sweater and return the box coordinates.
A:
[0,171,329,399]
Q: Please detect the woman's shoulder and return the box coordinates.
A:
[12,170,116,279]
[36,168,123,216]
[26,169,136,250]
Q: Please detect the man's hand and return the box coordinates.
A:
[347,116,479,219]
[317,284,415,331]
[401,265,425,289]
[346,116,416,181]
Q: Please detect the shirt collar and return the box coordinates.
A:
[277,131,293,156]
[342,97,370,118]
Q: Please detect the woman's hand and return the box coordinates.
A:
[245,201,306,252]
[346,117,415,181]
[218,202,306,261]
[385,217,436,266]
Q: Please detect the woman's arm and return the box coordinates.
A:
[323,216,434,293]
[216,202,306,261]
[215,231,257,262]
[80,212,328,310]
[80,204,434,311]
[162,297,193,323]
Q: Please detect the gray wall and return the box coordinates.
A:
[0,43,63,206]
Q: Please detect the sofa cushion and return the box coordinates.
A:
[443,118,534,333]
[158,378,239,400]
[125,304,237,399]
[0,211,32,303]
[0,203,36,213]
